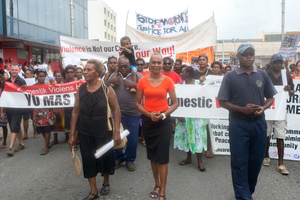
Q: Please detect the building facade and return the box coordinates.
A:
[216,32,300,67]
[0,0,88,70]
[88,0,117,42]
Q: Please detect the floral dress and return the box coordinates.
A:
[174,80,208,154]
[33,109,56,127]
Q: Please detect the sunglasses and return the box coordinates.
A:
[273,60,283,64]
[137,64,144,66]
[164,63,172,65]
[240,52,255,57]
[108,55,117,59]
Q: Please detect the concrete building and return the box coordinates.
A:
[216,31,300,67]
[88,0,117,42]
[0,0,88,70]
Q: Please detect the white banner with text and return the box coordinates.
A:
[60,36,176,62]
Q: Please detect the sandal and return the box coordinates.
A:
[100,184,110,195]
[198,165,206,171]
[142,141,146,147]
[83,192,99,200]
[73,146,78,151]
[179,159,192,165]
[159,194,167,200]
[150,186,161,198]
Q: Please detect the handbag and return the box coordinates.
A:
[101,80,127,149]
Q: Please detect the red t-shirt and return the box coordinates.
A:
[0,63,4,71]
[161,71,182,84]
[137,76,175,112]
[140,71,151,76]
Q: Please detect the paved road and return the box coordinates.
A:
[0,126,299,200]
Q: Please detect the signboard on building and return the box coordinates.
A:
[0,41,24,49]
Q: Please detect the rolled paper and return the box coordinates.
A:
[94,129,130,159]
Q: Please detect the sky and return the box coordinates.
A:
[107,0,300,40]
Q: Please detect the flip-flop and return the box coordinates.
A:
[0,145,7,149]
[23,137,29,140]
[179,160,192,165]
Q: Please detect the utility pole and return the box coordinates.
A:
[281,0,285,41]
[70,0,75,37]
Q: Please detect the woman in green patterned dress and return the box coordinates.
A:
[174,66,208,171]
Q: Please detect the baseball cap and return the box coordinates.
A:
[237,43,255,54]
[270,54,283,63]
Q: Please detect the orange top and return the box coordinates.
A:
[137,76,175,112]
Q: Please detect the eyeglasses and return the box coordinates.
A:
[273,60,283,64]
[164,63,172,65]
[240,52,255,57]
[137,64,144,66]
[66,71,75,74]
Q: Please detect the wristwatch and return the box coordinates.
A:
[161,113,166,120]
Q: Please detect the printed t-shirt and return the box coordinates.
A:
[137,76,175,112]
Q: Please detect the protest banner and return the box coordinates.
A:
[127,16,217,54]
[0,80,84,108]
[278,34,300,61]
[170,83,286,121]
[60,36,176,62]
[136,9,189,37]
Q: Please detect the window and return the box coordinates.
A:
[104,20,106,26]
[111,35,113,41]
[111,25,113,30]
[104,7,106,14]
[108,22,110,30]
[114,37,116,42]
[108,34,110,41]
[104,32,107,39]
[111,13,112,19]
[108,11,109,17]
[114,16,116,22]
[114,27,116,32]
